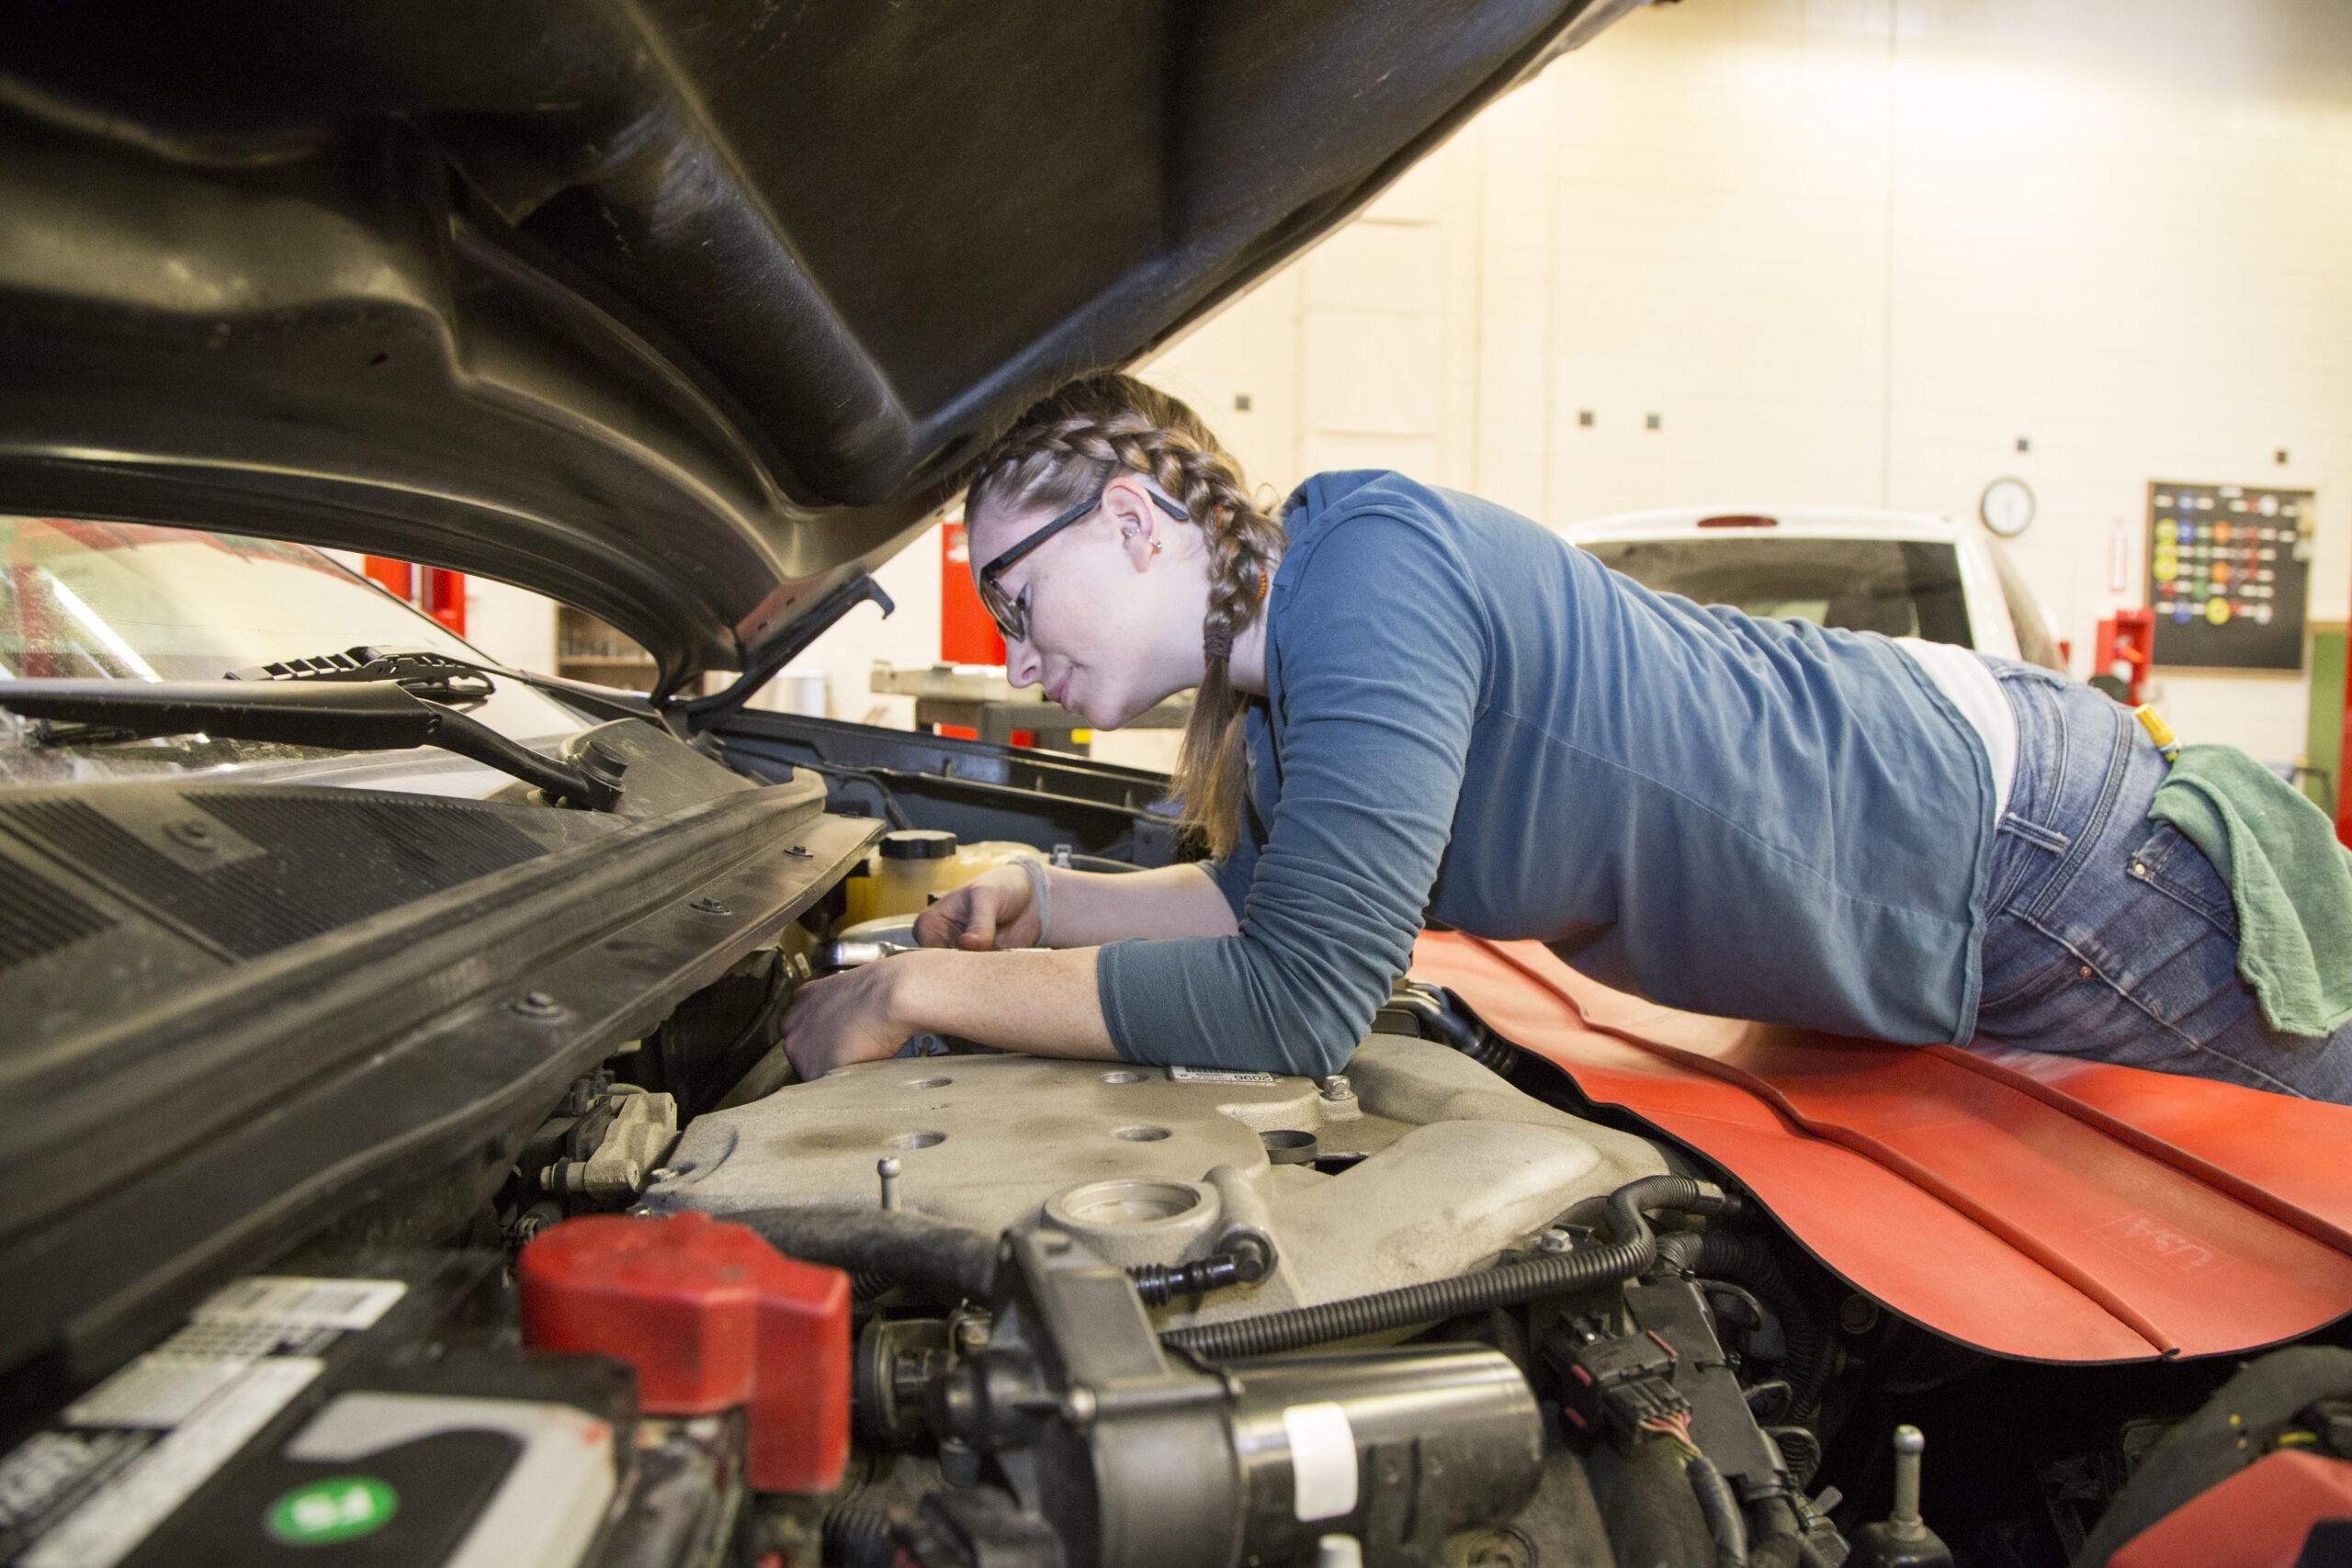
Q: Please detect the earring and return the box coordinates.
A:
[1149,539,1163,555]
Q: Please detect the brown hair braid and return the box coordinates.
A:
[964,374,1284,861]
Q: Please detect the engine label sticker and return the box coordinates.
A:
[1167,1066,1277,1085]
[266,1475,400,1545]
[1283,1402,1360,1522]
[192,1276,408,1332]
[21,1357,323,1568]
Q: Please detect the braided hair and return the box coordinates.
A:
[964,374,1284,861]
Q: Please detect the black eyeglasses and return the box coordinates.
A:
[975,483,1190,643]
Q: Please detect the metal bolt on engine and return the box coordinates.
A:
[877,1157,902,1211]
[1848,1423,1952,1568]
[1891,1426,1926,1537]
[1059,1386,1097,1430]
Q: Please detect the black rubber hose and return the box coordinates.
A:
[1591,1440,1716,1568]
[1160,1175,1727,1360]
[1685,1450,1750,1568]
[734,1206,1000,1301]
[1745,1495,1805,1568]
[821,1500,897,1568]
[1388,985,1521,1075]
[1656,1231,1833,1420]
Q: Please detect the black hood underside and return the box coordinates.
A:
[0,0,1640,689]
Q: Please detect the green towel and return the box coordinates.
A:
[2147,744,2352,1038]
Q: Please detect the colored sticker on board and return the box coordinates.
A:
[266,1477,399,1545]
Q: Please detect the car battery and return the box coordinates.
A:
[0,1252,739,1568]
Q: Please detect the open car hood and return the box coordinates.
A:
[0,0,1640,692]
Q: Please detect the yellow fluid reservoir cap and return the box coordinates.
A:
[879,829,958,861]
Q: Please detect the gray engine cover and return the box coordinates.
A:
[649,1035,1668,1326]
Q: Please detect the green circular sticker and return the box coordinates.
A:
[266,1476,399,1546]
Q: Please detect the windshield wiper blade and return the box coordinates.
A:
[229,645,496,705]
[231,642,655,725]
[0,680,623,810]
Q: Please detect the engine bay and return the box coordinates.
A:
[4,709,2347,1568]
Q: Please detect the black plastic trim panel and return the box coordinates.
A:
[0,777,873,1379]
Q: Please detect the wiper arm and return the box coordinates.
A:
[0,680,623,810]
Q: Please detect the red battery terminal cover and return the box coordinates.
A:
[519,1213,851,1493]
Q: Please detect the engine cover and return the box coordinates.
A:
[647,1035,1668,1325]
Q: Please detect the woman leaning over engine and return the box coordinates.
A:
[783,373,2352,1103]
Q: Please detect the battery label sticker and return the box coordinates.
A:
[266,1476,399,1545]
[1167,1066,1277,1085]
[1282,1402,1360,1522]
[62,1355,254,1431]
[22,1357,322,1568]
[192,1277,407,1332]
[0,1431,149,1561]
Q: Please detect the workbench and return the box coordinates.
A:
[869,662,1192,756]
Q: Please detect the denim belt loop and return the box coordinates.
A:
[2025,709,2134,924]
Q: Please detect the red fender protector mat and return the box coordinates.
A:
[1408,932,2352,1363]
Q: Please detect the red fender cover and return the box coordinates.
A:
[2109,1450,2352,1568]
[1409,932,2352,1363]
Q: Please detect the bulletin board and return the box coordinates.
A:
[2148,481,2312,671]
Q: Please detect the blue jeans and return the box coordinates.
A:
[1970,665,2352,1102]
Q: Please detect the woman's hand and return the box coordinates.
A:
[784,944,1124,1069]
[783,962,919,1078]
[914,864,1042,950]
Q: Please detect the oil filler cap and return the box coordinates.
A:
[519,1213,850,1493]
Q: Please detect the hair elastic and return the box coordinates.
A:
[1203,625,1235,661]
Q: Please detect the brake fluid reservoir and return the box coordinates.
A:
[874,830,960,917]
[861,832,1038,922]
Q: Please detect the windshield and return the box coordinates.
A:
[0,518,589,785]
[1583,536,1973,646]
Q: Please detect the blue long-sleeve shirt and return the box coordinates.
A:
[1095,470,1998,1076]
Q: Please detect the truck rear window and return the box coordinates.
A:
[1582,537,1973,647]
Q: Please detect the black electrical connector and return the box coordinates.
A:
[1551,1326,1689,1439]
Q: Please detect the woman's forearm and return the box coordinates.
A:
[887,944,1122,1059]
[1044,862,1238,946]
